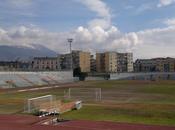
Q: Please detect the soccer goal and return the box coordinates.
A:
[64,88,102,102]
[25,95,57,113]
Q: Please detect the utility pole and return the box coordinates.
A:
[67,38,73,70]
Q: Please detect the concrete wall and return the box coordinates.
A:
[110,72,175,80]
[85,76,105,81]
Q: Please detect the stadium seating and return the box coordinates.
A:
[0,71,74,88]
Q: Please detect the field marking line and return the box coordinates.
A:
[17,85,60,93]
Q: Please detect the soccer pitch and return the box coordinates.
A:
[0,80,175,126]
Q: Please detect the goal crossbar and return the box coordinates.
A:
[27,95,54,113]
[28,95,53,101]
[65,88,102,101]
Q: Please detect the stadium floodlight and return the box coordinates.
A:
[67,38,73,70]
[67,38,73,52]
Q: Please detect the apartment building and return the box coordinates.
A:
[0,61,19,71]
[90,55,96,72]
[72,50,90,72]
[96,53,106,72]
[32,57,60,71]
[0,61,31,71]
[117,53,133,72]
[104,52,117,73]
[60,50,91,72]
[134,57,175,72]
[96,52,133,73]
[155,58,175,72]
[60,54,72,70]
[134,59,156,72]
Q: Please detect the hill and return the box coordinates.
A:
[0,44,57,61]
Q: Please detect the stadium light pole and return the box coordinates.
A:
[67,38,73,70]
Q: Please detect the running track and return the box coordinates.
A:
[0,115,175,130]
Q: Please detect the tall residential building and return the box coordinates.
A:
[60,50,91,72]
[117,53,133,72]
[104,52,117,73]
[72,50,90,72]
[96,53,105,72]
[32,57,60,71]
[90,55,96,72]
[96,52,133,73]
[60,54,72,70]
[134,57,175,72]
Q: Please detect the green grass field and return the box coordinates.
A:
[63,104,175,125]
[0,80,175,125]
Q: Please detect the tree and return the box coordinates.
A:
[73,67,88,81]
[73,67,81,77]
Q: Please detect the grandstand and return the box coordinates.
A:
[0,71,74,88]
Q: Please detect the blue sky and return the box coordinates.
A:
[0,0,175,32]
[0,0,175,59]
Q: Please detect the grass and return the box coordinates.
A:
[77,80,175,104]
[62,104,175,126]
[0,88,66,114]
[0,80,175,125]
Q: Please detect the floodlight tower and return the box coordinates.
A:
[67,38,73,70]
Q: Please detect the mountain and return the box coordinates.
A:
[0,44,58,61]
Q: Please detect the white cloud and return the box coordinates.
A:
[134,26,175,58]
[0,0,175,60]
[77,0,111,19]
[157,0,175,7]
[0,24,175,59]
[77,0,111,29]
[164,18,175,26]
[7,0,34,9]
[88,18,111,30]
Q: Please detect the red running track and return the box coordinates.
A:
[0,114,175,130]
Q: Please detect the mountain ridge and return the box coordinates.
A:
[0,44,58,61]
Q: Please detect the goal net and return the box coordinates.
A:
[25,95,57,113]
[64,88,102,102]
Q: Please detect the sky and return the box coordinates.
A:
[0,0,175,59]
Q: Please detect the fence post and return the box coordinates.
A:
[68,88,71,99]
[99,88,102,101]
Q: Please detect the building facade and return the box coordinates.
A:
[60,54,72,70]
[134,57,175,72]
[96,52,133,73]
[60,50,91,72]
[104,52,117,73]
[117,53,133,72]
[0,61,31,71]
[90,55,96,72]
[72,50,90,72]
[96,53,105,72]
[32,57,60,71]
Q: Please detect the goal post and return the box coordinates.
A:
[65,88,102,102]
[25,95,56,113]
